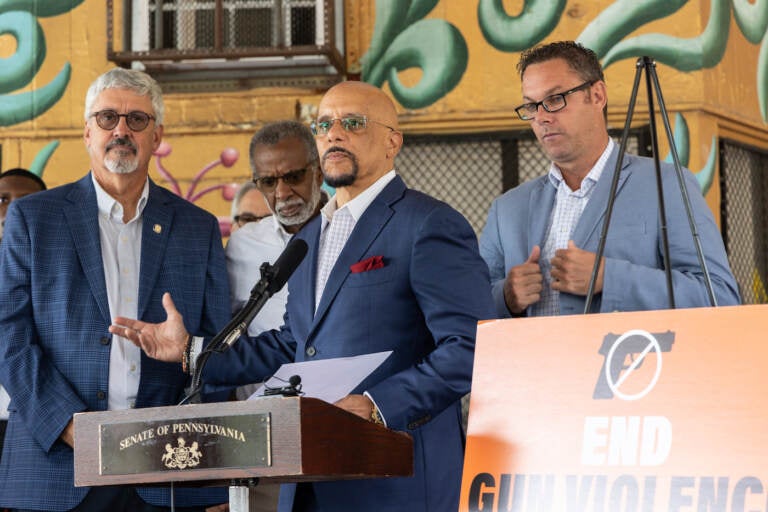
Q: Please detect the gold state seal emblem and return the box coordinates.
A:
[161,437,202,469]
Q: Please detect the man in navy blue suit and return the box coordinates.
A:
[112,81,496,512]
[0,69,229,511]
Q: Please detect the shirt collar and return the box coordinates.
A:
[320,170,397,227]
[547,138,615,192]
[92,173,150,223]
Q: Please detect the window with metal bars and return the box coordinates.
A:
[106,0,345,91]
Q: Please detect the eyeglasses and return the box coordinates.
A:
[253,165,312,193]
[310,115,396,136]
[234,212,271,227]
[514,80,595,120]
[90,109,156,132]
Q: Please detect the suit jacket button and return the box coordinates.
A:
[100,337,110,345]
[97,391,106,400]
[305,346,316,357]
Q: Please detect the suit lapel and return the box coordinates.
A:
[572,147,632,248]
[309,177,401,333]
[528,178,556,251]
[137,182,173,319]
[63,175,111,324]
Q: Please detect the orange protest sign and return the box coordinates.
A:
[460,305,768,512]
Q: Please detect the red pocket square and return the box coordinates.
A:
[350,255,385,273]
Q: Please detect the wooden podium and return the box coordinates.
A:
[74,396,413,511]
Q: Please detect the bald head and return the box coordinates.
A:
[322,81,400,130]
[315,81,403,204]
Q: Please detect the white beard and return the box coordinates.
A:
[275,179,322,227]
[105,153,139,174]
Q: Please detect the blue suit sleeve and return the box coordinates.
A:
[366,206,495,431]
[479,198,514,318]
[600,168,741,310]
[0,203,87,452]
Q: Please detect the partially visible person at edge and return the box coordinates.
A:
[480,41,740,318]
[230,179,272,234]
[111,80,496,512]
[0,68,229,512]
[0,168,47,472]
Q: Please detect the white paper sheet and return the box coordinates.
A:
[247,351,392,404]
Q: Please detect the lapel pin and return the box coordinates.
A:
[153,224,162,234]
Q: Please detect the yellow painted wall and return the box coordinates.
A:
[0,0,765,225]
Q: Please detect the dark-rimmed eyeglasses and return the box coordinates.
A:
[233,212,271,227]
[90,109,156,132]
[310,115,396,136]
[253,165,313,193]
[514,80,595,121]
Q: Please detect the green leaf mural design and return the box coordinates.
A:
[0,10,45,94]
[0,62,70,126]
[577,0,688,58]
[732,0,768,44]
[29,140,59,179]
[362,0,468,109]
[478,0,566,52]
[0,0,84,173]
[361,0,439,70]
[664,112,691,167]
[663,113,716,195]
[0,0,85,17]
[601,0,730,71]
[759,30,768,123]
[366,20,468,109]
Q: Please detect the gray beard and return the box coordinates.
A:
[276,180,322,227]
[105,154,139,174]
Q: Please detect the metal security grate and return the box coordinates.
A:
[720,140,768,304]
[106,0,345,91]
[396,129,647,235]
[147,0,316,51]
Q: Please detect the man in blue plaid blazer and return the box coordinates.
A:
[0,69,230,511]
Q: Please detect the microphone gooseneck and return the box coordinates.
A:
[181,238,309,404]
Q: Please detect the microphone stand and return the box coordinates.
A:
[180,261,277,405]
[583,56,718,313]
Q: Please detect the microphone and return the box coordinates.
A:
[259,237,310,296]
[221,238,309,348]
[263,374,303,396]
[182,239,308,404]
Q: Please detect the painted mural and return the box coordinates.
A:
[0,0,85,178]
[360,0,768,195]
[0,0,764,218]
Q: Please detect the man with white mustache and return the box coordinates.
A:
[226,120,327,338]
[0,68,230,511]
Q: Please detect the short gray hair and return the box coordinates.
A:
[248,121,318,177]
[84,68,164,124]
[230,180,259,219]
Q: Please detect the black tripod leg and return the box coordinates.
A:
[643,56,676,309]
[584,58,644,313]
[647,61,719,307]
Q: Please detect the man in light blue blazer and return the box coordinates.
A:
[480,41,740,318]
[112,81,496,512]
[0,69,229,511]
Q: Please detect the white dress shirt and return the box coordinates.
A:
[93,175,148,410]
[530,139,614,316]
[0,387,9,420]
[225,215,294,335]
